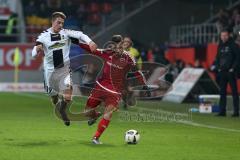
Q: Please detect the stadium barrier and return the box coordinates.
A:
[169,23,219,47]
[0,83,43,92]
[0,43,42,70]
[163,68,219,103]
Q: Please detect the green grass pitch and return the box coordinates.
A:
[0,92,240,160]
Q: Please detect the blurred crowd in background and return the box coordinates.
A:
[18,0,142,42]
[216,7,240,32]
[215,6,240,45]
[22,0,142,29]
[123,37,206,83]
[23,0,115,28]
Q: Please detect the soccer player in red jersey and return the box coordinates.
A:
[79,35,150,144]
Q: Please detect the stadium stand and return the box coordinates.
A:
[169,0,240,47]
[20,0,145,43]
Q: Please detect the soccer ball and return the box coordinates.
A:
[124,129,140,144]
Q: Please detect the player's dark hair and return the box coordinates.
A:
[123,36,133,44]
[123,36,133,48]
[220,28,230,34]
[51,12,66,21]
[111,35,123,43]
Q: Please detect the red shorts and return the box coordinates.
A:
[86,82,121,108]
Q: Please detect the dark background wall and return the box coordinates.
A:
[94,0,229,46]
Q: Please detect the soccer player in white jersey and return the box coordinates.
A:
[32,12,97,126]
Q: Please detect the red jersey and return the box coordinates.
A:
[79,43,146,94]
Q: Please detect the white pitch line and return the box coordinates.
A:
[177,121,240,133]
[15,92,85,105]
[14,92,49,101]
[128,106,240,133]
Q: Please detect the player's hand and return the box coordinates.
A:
[142,85,151,97]
[36,44,43,52]
[89,41,97,53]
[36,45,44,57]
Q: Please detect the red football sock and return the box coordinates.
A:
[94,118,110,138]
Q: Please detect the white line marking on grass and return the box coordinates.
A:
[134,107,240,133]
[14,92,89,119]
[14,92,49,101]
[177,121,240,133]
[15,93,85,105]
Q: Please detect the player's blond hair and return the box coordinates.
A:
[51,12,66,21]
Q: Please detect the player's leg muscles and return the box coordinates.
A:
[63,86,73,103]
[55,87,72,126]
[93,105,116,139]
[59,87,72,111]
[103,105,116,120]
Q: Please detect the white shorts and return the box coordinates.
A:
[43,65,72,96]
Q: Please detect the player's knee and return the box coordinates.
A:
[107,105,118,112]
[103,105,116,120]
[64,98,72,104]
[63,88,72,100]
[103,112,112,120]
[63,94,72,103]
[62,95,71,103]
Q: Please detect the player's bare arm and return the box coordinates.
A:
[78,43,112,60]
[89,41,98,52]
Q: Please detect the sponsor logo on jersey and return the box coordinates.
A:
[48,42,65,50]
[107,61,123,69]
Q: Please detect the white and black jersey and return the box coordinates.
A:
[32,28,92,96]
[34,28,92,71]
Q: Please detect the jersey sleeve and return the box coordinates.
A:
[32,46,38,58]
[32,33,45,58]
[79,43,111,60]
[129,55,147,85]
[132,66,147,85]
[64,29,92,44]
[35,33,44,46]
